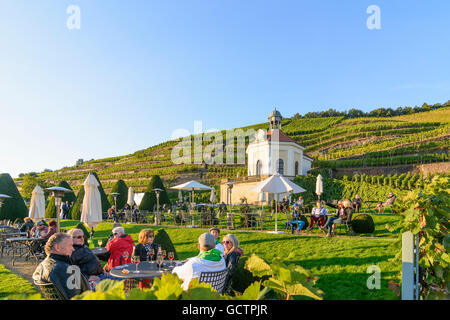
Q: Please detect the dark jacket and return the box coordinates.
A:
[20,221,35,233]
[71,244,104,277]
[32,253,90,300]
[224,250,242,294]
[132,243,160,262]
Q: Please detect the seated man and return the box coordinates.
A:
[352,195,363,213]
[107,206,118,223]
[67,228,112,287]
[33,233,90,300]
[172,233,226,291]
[376,192,396,214]
[307,201,327,230]
[20,217,35,234]
[209,227,225,254]
[286,204,305,234]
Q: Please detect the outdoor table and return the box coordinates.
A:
[7,237,47,266]
[91,247,107,256]
[110,261,181,291]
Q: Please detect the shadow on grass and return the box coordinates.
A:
[290,255,394,268]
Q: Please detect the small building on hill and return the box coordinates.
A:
[220,109,312,205]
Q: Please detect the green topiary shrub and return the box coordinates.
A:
[107,180,128,210]
[69,186,85,220]
[351,214,375,234]
[45,197,57,218]
[90,172,111,217]
[154,228,178,260]
[0,173,28,221]
[139,175,170,211]
[59,181,76,204]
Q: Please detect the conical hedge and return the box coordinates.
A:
[45,197,57,218]
[59,181,76,204]
[69,186,85,220]
[45,181,76,219]
[0,173,28,221]
[107,179,128,210]
[90,172,111,215]
[154,228,178,260]
[139,175,170,211]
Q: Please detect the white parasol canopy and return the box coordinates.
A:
[171,180,213,191]
[127,187,135,207]
[316,174,323,199]
[80,173,102,228]
[251,173,306,233]
[28,185,45,222]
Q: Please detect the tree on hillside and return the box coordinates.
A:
[107,180,128,210]
[0,173,28,221]
[139,175,170,211]
[19,174,50,200]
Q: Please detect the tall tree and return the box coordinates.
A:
[139,175,170,211]
[0,173,28,221]
[107,180,129,210]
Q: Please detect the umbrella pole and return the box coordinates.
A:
[275,195,278,233]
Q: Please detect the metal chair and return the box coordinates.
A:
[199,269,229,295]
[34,280,66,300]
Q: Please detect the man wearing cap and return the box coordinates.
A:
[172,233,226,290]
[209,227,224,254]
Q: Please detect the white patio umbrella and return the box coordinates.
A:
[316,174,323,200]
[171,180,213,227]
[28,185,45,222]
[251,173,306,233]
[80,173,102,229]
[127,187,135,207]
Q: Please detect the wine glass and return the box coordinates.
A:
[156,252,163,272]
[168,251,174,267]
[148,248,155,263]
[132,256,140,273]
[122,251,129,265]
[97,239,103,247]
[162,250,167,260]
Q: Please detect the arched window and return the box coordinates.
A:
[277,159,284,175]
[256,160,262,176]
[295,161,299,176]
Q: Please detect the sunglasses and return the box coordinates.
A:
[72,236,84,239]
[222,240,231,244]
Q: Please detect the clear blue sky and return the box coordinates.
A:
[1,0,449,178]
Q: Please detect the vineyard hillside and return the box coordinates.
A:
[15,106,449,197]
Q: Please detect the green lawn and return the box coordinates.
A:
[61,209,402,300]
[0,264,37,299]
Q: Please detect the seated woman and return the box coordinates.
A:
[43,220,57,240]
[376,192,396,214]
[67,228,113,288]
[222,234,244,296]
[322,200,353,237]
[105,226,134,271]
[30,220,48,238]
[132,229,161,288]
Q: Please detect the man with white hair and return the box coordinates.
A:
[105,226,134,271]
[172,232,226,290]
